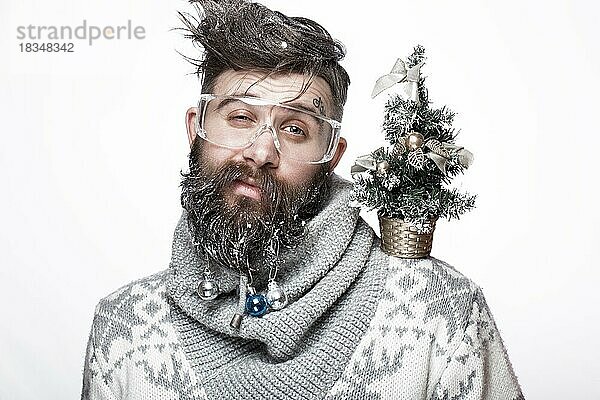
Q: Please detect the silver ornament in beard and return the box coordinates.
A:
[180,139,331,281]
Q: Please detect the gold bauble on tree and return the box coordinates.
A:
[376,160,390,176]
[406,132,424,150]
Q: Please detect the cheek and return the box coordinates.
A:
[276,161,321,187]
[200,142,241,167]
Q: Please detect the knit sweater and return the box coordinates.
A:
[81,175,524,400]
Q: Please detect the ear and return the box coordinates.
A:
[328,137,347,172]
[185,107,198,148]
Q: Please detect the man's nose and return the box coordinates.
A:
[241,125,280,169]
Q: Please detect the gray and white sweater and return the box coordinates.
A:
[81,175,524,400]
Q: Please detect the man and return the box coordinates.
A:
[81,1,524,399]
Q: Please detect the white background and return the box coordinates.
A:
[1,0,599,398]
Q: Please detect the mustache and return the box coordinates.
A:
[183,159,285,216]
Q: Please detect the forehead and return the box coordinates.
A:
[210,69,334,116]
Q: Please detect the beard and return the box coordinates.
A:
[180,139,331,283]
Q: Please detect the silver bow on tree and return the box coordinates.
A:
[371,58,423,102]
[394,132,474,173]
[350,149,384,179]
[351,133,474,179]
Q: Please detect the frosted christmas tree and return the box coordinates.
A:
[351,46,476,258]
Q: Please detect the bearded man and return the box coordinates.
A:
[81,1,524,399]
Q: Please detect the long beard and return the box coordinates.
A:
[180,139,331,282]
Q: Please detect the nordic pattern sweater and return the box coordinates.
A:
[81,175,524,400]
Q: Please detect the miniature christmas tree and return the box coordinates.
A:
[351,45,476,258]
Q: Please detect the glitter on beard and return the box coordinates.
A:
[180,139,331,283]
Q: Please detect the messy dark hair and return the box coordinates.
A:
[178,0,350,120]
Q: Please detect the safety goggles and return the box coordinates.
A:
[195,94,342,164]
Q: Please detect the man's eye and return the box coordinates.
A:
[227,112,255,125]
[282,125,306,137]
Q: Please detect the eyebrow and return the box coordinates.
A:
[230,90,323,115]
[283,101,321,115]
[212,95,326,131]
[213,97,244,112]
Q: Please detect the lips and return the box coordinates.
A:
[231,177,262,201]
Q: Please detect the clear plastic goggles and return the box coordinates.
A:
[195,94,342,164]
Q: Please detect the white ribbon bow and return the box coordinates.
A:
[350,153,380,175]
[371,58,423,102]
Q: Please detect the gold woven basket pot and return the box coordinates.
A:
[379,215,437,258]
